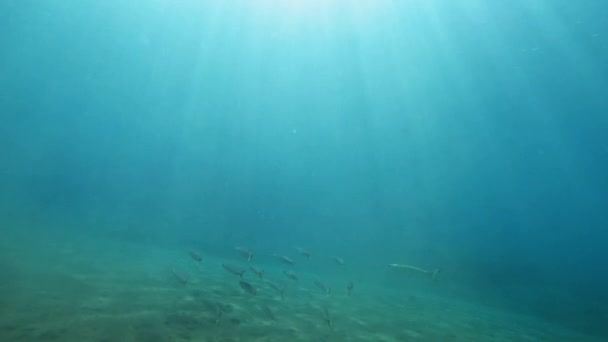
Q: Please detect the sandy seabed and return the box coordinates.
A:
[0,231,602,342]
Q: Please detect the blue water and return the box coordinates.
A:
[1,0,607,340]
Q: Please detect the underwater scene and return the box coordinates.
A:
[1,0,607,341]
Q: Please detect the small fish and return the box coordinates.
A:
[249,265,265,279]
[239,280,257,296]
[214,303,224,325]
[296,247,311,259]
[171,269,188,285]
[235,247,254,262]
[331,256,345,266]
[347,281,354,296]
[267,282,286,299]
[322,306,333,331]
[189,251,203,263]
[388,263,440,281]
[284,270,298,281]
[314,280,331,296]
[276,255,296,265]
[222,263,246,279]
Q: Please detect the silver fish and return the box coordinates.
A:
[239,280,256,296]
[323,306,333,331]
[249,265,264,279]
[222,263,246,278]
[314,280,331,296]
[189,251,203,263]
[284,270,298,281]
[331,256,345,266]
[296,247,311,259]
[276,255,295,265]
[171,269,188,285]
[235,247,254,262]
[388,264,440,280]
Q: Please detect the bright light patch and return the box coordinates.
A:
[247,0,386,22]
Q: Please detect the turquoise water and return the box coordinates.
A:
[1,1,607,340]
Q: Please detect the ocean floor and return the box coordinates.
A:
[0,230,602,342]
